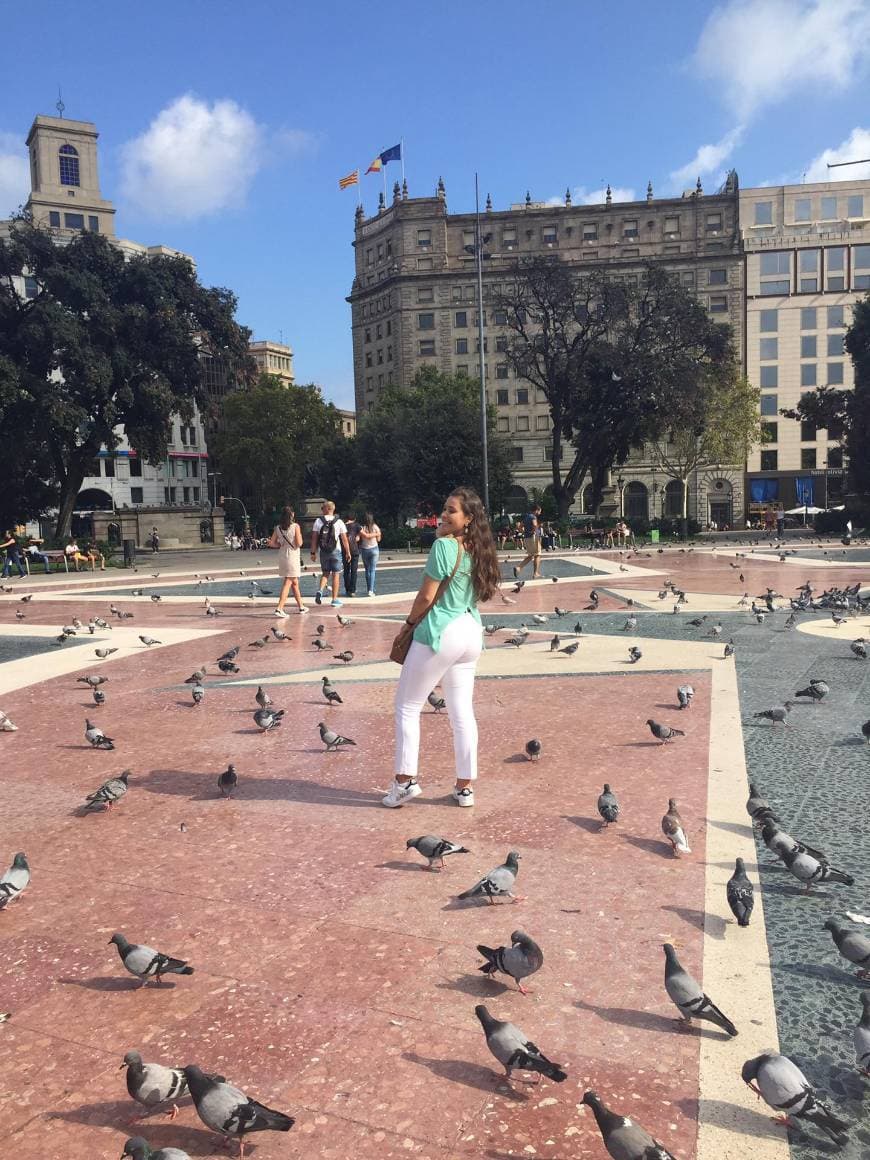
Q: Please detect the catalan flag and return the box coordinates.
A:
[338,169,359,190]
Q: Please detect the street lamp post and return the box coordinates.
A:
[207,471,222,511]
[617,475,625,518]
[221,494,249,528]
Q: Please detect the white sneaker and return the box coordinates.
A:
[382,778,422,808]
[452,786,475,807]
[273,608,288,618]
[298,605,309,614]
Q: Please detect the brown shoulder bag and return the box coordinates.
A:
[390,541,464,665]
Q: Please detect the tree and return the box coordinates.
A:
[651,371,761,536]
[209,375,343,526]
[355,368,513,524]
[0,220,251,538]
[495,259,733,518]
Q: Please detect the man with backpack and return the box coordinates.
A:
[310,500,351,606]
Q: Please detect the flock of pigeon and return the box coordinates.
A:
[1,543,869,1158]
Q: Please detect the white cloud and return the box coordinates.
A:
[669,126,744,190]
[693,0,870,120]
[120,94,265,221]
[803,126,870,182]
[574,185,636,205]
[0,132,30,218]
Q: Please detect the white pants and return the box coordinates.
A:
[394,612,483,781]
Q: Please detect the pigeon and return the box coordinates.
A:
[646,720,684,744]
[0,853,30,910]
[622,615,637,632]
[139,635,161,647]
[78,675,109,688]
[863,720,870,745]
[248,636,268,649]
[458,851,523,905]
[333,650,354,664]
[782,846,854,890]
[217,647,240,662]
[19,594,32,602]
[95,647,119,659]
[318,722,356,750]
[741,1053,849,1146]
[85,718,115,749]
[597,783,619,826]
[205,605,222,617]
[121,1050,203,1119]
[687,616,707,628]
[746,783,772,821]
[726,858,754,926]
[82,770,130,812]
[14,610,25,621]
[795,679,829,703]
[584,592,599,610]
[321,676,343,705]
[582,1090,677,1159]
[150,595,162,603]
[851,639,868,659]
[676,684,694,709]
[110,933,193,985]
[484,624,502,636]
[92,688,106,706]
[752,701,793,725]
[182,1065,294,1156]
[253,707,284,732]
[218,660,240,674]
[255,685,272,709]
[474,1004,566,1082]
[549,633,561,652]
[661,799,691,855]
[184,669,207,684]
[476,930,542,994]
[573,621,583,634]
[119,611,135,619]
[558,641,579,656]
[191,684,204,705]
[315,623,326,635]
[427,691,446,712]
[532,613,548,624]
[824,918,870,975]
[0,710,18,731]
[270,627,289,640]
[724,640,735,658]
[336,613,351,627]
[217,764,238,798]
[405,834,470,870]
[628,646,642,664]
[554,606,570,617]
[505,635,525,648]
[524,739,542,761]
[312,639,331,651]
[663,943,737,1035]
[854,993,870,1074]
[121,1136,192,1160]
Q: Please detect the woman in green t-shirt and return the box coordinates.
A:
[383,487,501,810]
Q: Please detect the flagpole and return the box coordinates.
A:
[357,168,362,207]
[475,172,490,514]
[400,137,405,185]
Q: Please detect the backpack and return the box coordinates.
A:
[318,518,338,553]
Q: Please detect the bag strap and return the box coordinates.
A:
[278,526,296,547]
[410,540,464,628]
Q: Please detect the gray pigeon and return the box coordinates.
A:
[122,1050,189,1117]
[255,685,272,709]
[661,799,691,855]
[746,783,771,820]
[795,678,829,703]
[82,770,130,812]
[95,647,118,659]
[474,1004,566,1082]
[333,651,354,664]
[0,709,17,731]
[109,933,194,985]
[427,691,446,712]
[312,638,331,650]
[726,858,754,926]
[582,1090,676,1159]
[321,676,343,705]
[93,688,106,706]
[663,943,737,1036]
[476,930,543,994]
[854,993,870,1074]
[549,634,560,652]
[182,1064,294,1154]
[782,846,854,890]
[676,684,694,710]
[191,684,204,705]
[524,739,542,761]
[597,784,619,826]
[405,834,469,870]
[824,918,870,976]
[318,722,355,750]
[253,707,284,732]
[558,641,580,656]
[850,639,868,660]
[741,1053,849,1146]
[0,853,30,910]
[628,646,642,663]
[753,702,793,725]
[647,720,685,744]
[458,851,523,904]
[122,1137,191,1160]
[85,718,115,749]
[139,635,162,647]
[217,764,238,798]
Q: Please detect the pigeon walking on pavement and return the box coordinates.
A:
[121,1050,208,1120]
[321,676,343,705]
[647,720,685,744]
[474,1004,566,1082]
[597,784,620,827]
[95,647,118,659]
[139,635,162,647]
[782,846,854,890]
[741,1053,849,1146]
[663,943,737,1035]
[0,853,30,909]
[254,686,272,709]
[181,1064,294,1157]
[333,650,354,664]
[582,1090,677,1159]
[405,835,470,871]
[427,691,446,712]
[0,710,18,731]
[824,918,870,976]
[318,722,355,751]
[191,684,204,705]
[85,718,115,749]
[726,858,754,926]
[217,765,238,798]
[253,708,284,732]
[458,852,523,904]
[676,685,694,709]
[752,701,793,726]
[628,646,642,663]
[109,933,194,986]
[524,739,542,761]
[81,770,130,812]
[558,641,579,656]
[661,799,691,855]
[795,678,829,703]
[476,930,543,994]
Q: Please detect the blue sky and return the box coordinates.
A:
[2,0,870,409]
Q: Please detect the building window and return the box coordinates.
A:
[502,227,517,247]
[827,362,844,384]
[847,194,864,218]
[799,249,818,273]
[417,258,434,271]
[516,388,529,404]
[64,213,85,229]
[365,248,373,266]
[800,307,816,330]
[454,310,467,328]
[759,365,778,388]
[820,195,837,219]
[455,338,468,354]
[416,229,431,247]
[516,415,529,431]
[88,216,99,232]
[496,389,509,406]
[826,246,846,291]
[535,415,549,430]
[760,449,777,470]
[754,201,773,226]
[417,312,435,330]
[386,344,392,361]
[760,252,789,276]
[493,309,507,325]
[375,324,382,339]
[58,144,80,186]
[705,212,722,232]
[800,363,817,386]
[854,244,870,288]
[365,352,372,368]
[793,198,811,223]
[708,268,727,285]
[129,486,143,504]
[417,286,434,303]
[663,244,680,254]
[542,226,557,244]
[709,295,728,313]
[476,338,488,354]
[583,223,598,241]
[418,340,435,356]
[23,275,38,299]
[801,448,816,469]
[377,349,383,365]
[828,420,844,440]
[827,333,844,357]
[366,377,373,391]
[827,447,843,469]
[129,457,142,477]
[800,421,816,442]
[800,335,817,358]
[680,272,694,287]
[376,243,384,262]
[759,338,778,360]
[182,486,190,504]
[510,446,524,462]
[386,320,391,336]
[456,364,469,376]
[759,309,778,332]
[622,219,638,238]
[49,210,60,227]
[497,417,509,432]
[761,420,778,443]
[760,395,778,416]
[664,216,680,236]
[496,364,509,379]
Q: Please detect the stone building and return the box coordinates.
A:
[249,339,295,385]
[348,175,745,524]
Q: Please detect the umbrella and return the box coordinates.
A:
[785,505,824,515]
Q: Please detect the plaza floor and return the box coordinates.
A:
[0,544,868,1159]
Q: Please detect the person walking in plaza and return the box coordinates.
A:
[513,502,542,580]
[383,486,500,810]
[343,513,362,598]
[310,500,351,607]
[1,530,27,579]
[269,506,306,616]
[358,511,381,596]
[149,526,160,552]
[26,537,52,574]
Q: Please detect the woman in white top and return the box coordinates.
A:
[269,506,306,616]
[358,511,382,596]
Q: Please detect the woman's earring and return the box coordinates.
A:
[464,524,470,534]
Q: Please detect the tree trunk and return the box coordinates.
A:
[54,467,85,542]
[680,478,689,542]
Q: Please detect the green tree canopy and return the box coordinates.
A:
[355,367,513,524]
[0,220,252,536]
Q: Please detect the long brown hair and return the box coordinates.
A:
[279,506,295,531]
[450,487,501,603]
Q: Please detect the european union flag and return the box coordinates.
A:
[379,143,402,165]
